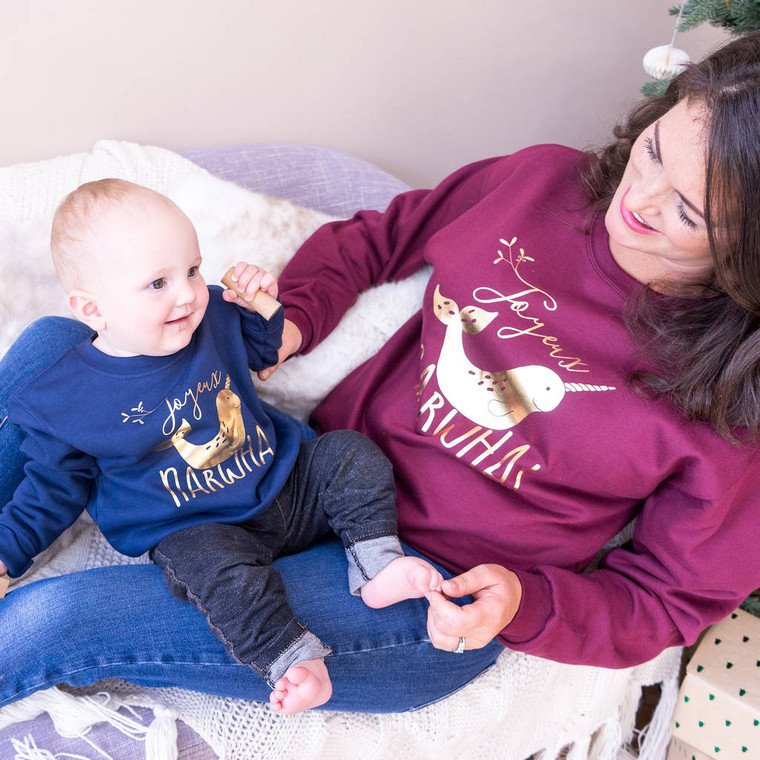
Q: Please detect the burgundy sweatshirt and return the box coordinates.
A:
[279,145,760,667]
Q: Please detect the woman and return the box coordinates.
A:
[1,31,759,710]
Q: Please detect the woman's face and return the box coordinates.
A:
[605,99,713,289]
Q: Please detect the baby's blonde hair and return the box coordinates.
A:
[51,179,173,292]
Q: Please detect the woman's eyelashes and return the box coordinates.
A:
[644,135,659,162]
[643,129,698,231]
[677,199,697,230]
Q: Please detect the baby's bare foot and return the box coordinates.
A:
[269,658,332,715]
[360,556,443,609]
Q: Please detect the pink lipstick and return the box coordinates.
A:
[620,188,658,236]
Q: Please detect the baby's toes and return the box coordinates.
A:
[424,566,443,592]
[409,562,441,593]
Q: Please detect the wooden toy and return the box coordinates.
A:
[221,267,281,321]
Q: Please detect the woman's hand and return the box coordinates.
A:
[425,563,522,651]
[258,319,303,381]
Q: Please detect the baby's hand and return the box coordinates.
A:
[221,263,281,321]
[0,560,9,599]
[222,262,278,307]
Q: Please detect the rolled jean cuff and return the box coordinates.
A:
[346,534,405,596]
[265,629,332,688]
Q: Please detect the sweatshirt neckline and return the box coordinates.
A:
[75,336,192,375]
[588,211,646,300]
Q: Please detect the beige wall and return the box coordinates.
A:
[2,1,726,188]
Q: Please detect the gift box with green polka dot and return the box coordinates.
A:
[668,735,714,760]
[670,607,760,759]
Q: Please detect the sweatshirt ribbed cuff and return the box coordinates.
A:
[498,569,553,646]
[0,524,34,578]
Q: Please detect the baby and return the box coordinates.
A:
[0,179,442,714]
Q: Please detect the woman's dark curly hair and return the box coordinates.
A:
[580,31,760,442]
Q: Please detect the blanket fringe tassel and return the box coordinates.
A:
[0,688,179,760]
[589,719,623,760]
[636,675,679,760]
[534,671,678,760]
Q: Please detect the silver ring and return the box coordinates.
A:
[452,636,466,654]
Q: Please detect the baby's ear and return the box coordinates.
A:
[68,289,105,330]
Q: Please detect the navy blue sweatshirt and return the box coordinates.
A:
[0,287,308,577]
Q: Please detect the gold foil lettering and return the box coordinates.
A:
[160,467,187,507]
[418,391,539,491]
[418,391,446,432]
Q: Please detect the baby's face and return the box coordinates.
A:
[90,199,209,357]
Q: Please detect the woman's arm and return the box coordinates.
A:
[510,472,760,666]
[278,157,504,356]
[424,450,760,665]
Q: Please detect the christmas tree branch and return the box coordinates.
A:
[672,0,760,36]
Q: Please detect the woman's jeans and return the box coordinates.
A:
[0,318,504,712]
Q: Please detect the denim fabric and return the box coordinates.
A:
[150,430,401,687]
[0,542,504,712]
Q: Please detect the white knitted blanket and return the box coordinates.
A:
[0,142,681,760]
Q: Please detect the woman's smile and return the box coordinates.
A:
[620,188,658,235]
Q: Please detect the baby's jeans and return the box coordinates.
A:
[150,429,402,688]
